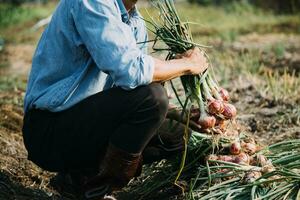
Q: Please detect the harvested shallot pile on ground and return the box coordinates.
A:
[128,1,300,199]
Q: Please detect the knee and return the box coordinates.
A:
[145,83,169,121]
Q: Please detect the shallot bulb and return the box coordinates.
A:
[242,142,257,155]
[219,88,230,101]
[208,99,224,115]
[249,156,256,165]
[222,103,237,119]
[216,168,230,174]
[198,115,216,129]
[233,152,250,165]
[230,142,241,155]
[218,155,235,162]
[256,154,268,167]
[244,171,262,183]
[262,164,275,174]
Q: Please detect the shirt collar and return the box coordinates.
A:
[116,0,130,23]
[116,0,139,24]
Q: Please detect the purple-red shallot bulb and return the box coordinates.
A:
[198,115,216,129]
[222,103,237,119]
[219,88,230,101]
[218,155,234,162]
[230,142,241,155]
[208,99,224,115]
[233,152,250,165]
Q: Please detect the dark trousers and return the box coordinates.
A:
[22,83,169,172]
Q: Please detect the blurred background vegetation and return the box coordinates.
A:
[0,0,299,199]
[188,0,300,13]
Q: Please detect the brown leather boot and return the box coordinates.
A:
[50,170,96,199]
[83,143,142,199]
[143,118,192,164]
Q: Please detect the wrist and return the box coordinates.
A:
[180,58,192,75]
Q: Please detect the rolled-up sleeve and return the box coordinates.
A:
[133,12,149,54]
[71,0,154,90]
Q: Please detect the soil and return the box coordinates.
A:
[0,30,299,200]
[230,33,300,74]
[0,43,34,75]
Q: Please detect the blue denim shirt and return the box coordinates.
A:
[24,0,154,113]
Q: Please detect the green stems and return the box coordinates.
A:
[202,78,214,101]
[197,85,206,116]
[206,75,222,100]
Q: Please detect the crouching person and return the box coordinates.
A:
[22,0,208,199]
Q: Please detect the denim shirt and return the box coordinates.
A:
[24,0,154,113]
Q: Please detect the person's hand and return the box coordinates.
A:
[166,106,204,133]
[177,48,209,75]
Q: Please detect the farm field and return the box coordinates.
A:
[0,1,299,199]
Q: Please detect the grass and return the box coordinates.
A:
[0,1,298,43]
[0,3,55,29]
[0,76,26,106]
[0,2,56,43]
[0,75,26,92]
[211,47,300,103]
[141,2,300,43]
[264,70,300,102]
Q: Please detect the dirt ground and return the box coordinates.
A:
[0,33,299,200]
[0,5,300,200]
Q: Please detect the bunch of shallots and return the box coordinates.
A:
[187,74,237,132]
[147,0,237,133]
